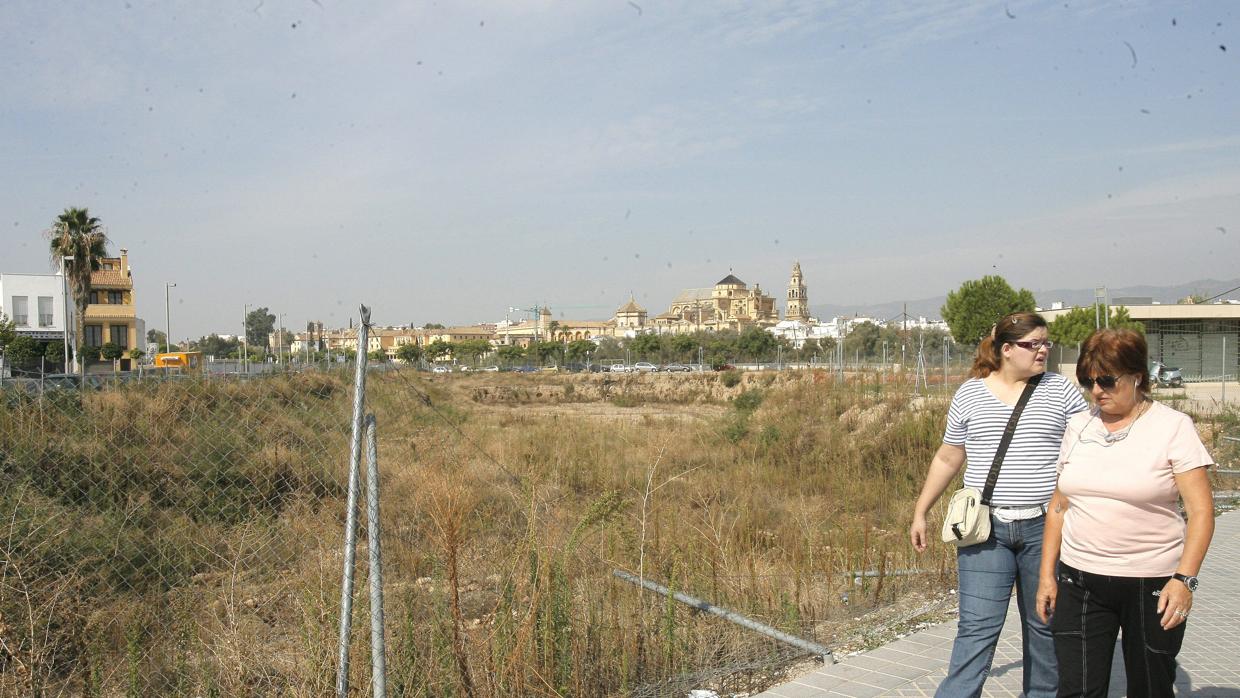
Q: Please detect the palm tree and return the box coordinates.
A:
[46,207,110,374]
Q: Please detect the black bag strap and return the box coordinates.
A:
[981,372,1043,506]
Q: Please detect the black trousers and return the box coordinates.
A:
[1052,562,1186,698]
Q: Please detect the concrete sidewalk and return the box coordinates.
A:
[756,508,1240,697]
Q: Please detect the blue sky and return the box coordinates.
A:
[1,1,1236,341]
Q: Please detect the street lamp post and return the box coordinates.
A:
[165,282,177,353]
[60,256,73,374]
[243,304,250,373]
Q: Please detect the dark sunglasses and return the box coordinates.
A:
[1080,375,1120,390]
[1010,340,1054,351]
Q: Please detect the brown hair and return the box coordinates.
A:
[1076,329,1150,395]
[969,311,1048,378]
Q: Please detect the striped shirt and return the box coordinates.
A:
[944,372,1089,506]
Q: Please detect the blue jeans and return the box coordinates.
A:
[936,514,1056,698]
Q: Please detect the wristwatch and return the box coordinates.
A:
[1172,573,1199,592]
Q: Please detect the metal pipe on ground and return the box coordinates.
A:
[612,569,833,663]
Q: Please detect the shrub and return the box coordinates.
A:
[720,370,742,388]
[733,389,764,412]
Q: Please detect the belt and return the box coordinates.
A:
[992,503,1047,522]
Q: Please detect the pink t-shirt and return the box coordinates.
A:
[1056,401,1213,577]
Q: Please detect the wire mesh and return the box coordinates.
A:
[0,357,965,696]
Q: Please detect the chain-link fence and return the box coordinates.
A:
[1,321,965,697]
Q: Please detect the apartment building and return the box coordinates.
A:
[0,271,74,344]
[82,249,145,354]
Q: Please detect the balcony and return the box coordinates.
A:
[84,303,136,321]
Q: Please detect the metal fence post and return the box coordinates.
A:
[336,305,371,698]
[365,414,388,697]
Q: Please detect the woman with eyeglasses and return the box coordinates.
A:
[1036,329,1214,697]
[911,311,1088,698]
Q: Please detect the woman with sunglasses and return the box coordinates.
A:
[911,311,1088,698]
[1036,329,1214,697]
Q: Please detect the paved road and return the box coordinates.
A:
[756,508,1240,697]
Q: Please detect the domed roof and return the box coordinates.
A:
[616,296,646,313]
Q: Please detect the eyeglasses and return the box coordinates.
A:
[1011,340,1054,351]
[1080,375,1120,390]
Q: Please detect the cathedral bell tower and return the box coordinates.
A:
[786,261,809,322]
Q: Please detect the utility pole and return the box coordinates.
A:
[61,256,73,374]
[1094,287,1108,329]
[165,282,177,353]
[242,304,250,373]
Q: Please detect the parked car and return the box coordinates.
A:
[431,365,451,374]
[608,363,632,373]
[712,363,736,371]
[662,363,692,372]
[480,365,500,372]
[633,362,658,372]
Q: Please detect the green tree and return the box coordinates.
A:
[669,334,696,360]
[368,348,388,362]
[842,321,882,359]
[127,348,143,361]
[497,344,525,365]
[147,328,169,352]
[455,339,492,364]
[5,335,41,368]
[627,333,664,361]
[423,322,446,329]
[941,275,1037,345]
[0,311,15,353]
[101,341,124,362]
[737,326,778,360]
[245,307,276,349]
[530,340,563,365]
[192,334,240,359]
[396,342,423,364]
[425,339,453,362]
[1048,305,1145,346]
[44,341,66,367]
[46,207,110,374]
[592,337,623,361]
[565,339,595,363]
[702,329,740,366]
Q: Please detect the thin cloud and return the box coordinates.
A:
[1124,136,1240,157]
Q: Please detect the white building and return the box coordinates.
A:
[768,319,837,348]
[0,271,75,345]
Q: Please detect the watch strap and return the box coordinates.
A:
[1172,573,1198,591]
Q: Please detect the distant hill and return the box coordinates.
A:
[810,278,1240,323]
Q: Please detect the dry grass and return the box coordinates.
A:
[0,367,961,696]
